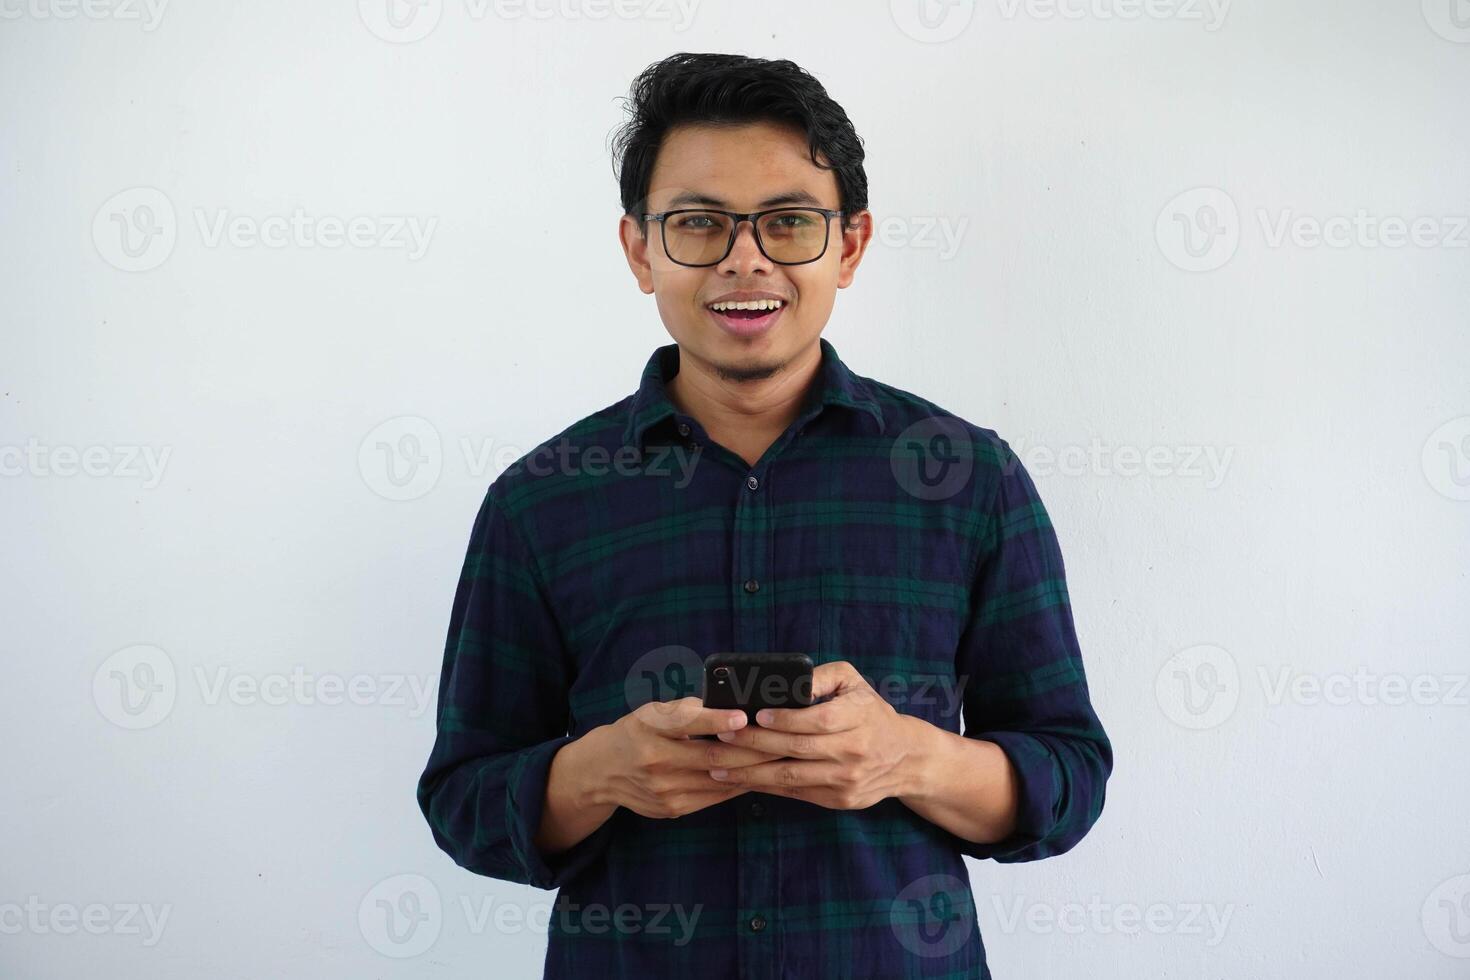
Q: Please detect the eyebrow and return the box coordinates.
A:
[663,189,829,209]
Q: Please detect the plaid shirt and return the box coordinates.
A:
[417,337,1112,979]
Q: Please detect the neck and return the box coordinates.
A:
[667,340,824,453]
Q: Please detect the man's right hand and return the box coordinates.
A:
[536,698,785,856]
[594,697,784,819]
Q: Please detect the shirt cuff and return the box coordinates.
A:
[954,731,1063,862]
[505,735,617,889]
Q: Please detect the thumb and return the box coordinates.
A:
[810,660,866,701]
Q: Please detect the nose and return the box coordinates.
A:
[718,218,772,274]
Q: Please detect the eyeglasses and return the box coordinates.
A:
[642,207,845,267]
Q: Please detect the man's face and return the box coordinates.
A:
[620,121,872,383]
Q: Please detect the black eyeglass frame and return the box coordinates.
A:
[641,207,847,267]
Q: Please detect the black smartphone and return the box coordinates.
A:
[702,652,815,725]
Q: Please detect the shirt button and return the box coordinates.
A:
[748,915,767,933]
[748,800,766,818]
[677,422,690,437]
[743,578,760,594]
[746,474,759,491]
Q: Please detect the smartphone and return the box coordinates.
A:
[702,652,815,725]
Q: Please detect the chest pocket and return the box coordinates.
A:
[817,571,967,729]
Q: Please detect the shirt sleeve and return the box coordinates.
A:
[950,438,1113,863]
[416,483,614,889]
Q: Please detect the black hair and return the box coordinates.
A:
[609,52,868,231]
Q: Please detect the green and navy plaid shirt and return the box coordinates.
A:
[417,337,1112,979]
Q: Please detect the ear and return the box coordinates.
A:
[835,209,875,290]
[619,213,656,295]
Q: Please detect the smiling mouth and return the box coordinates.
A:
[706,299,787,336]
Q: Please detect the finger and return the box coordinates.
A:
[615,769,752,806]
[639,697,749,737]
[810,660,866,700]
[626,784,749,819]
[749,697,860,735]
[664,738,787,771]
[708,759,845,789]
[714,725,843,760]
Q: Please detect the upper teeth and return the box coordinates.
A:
[711,299,784,312]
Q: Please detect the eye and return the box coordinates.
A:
[671,213,721,231]
[772,214,811,228]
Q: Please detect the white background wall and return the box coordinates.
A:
[3,1,1468,977]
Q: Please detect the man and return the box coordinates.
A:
[417,52,1112,979]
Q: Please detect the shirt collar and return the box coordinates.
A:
[622,336,885,450]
